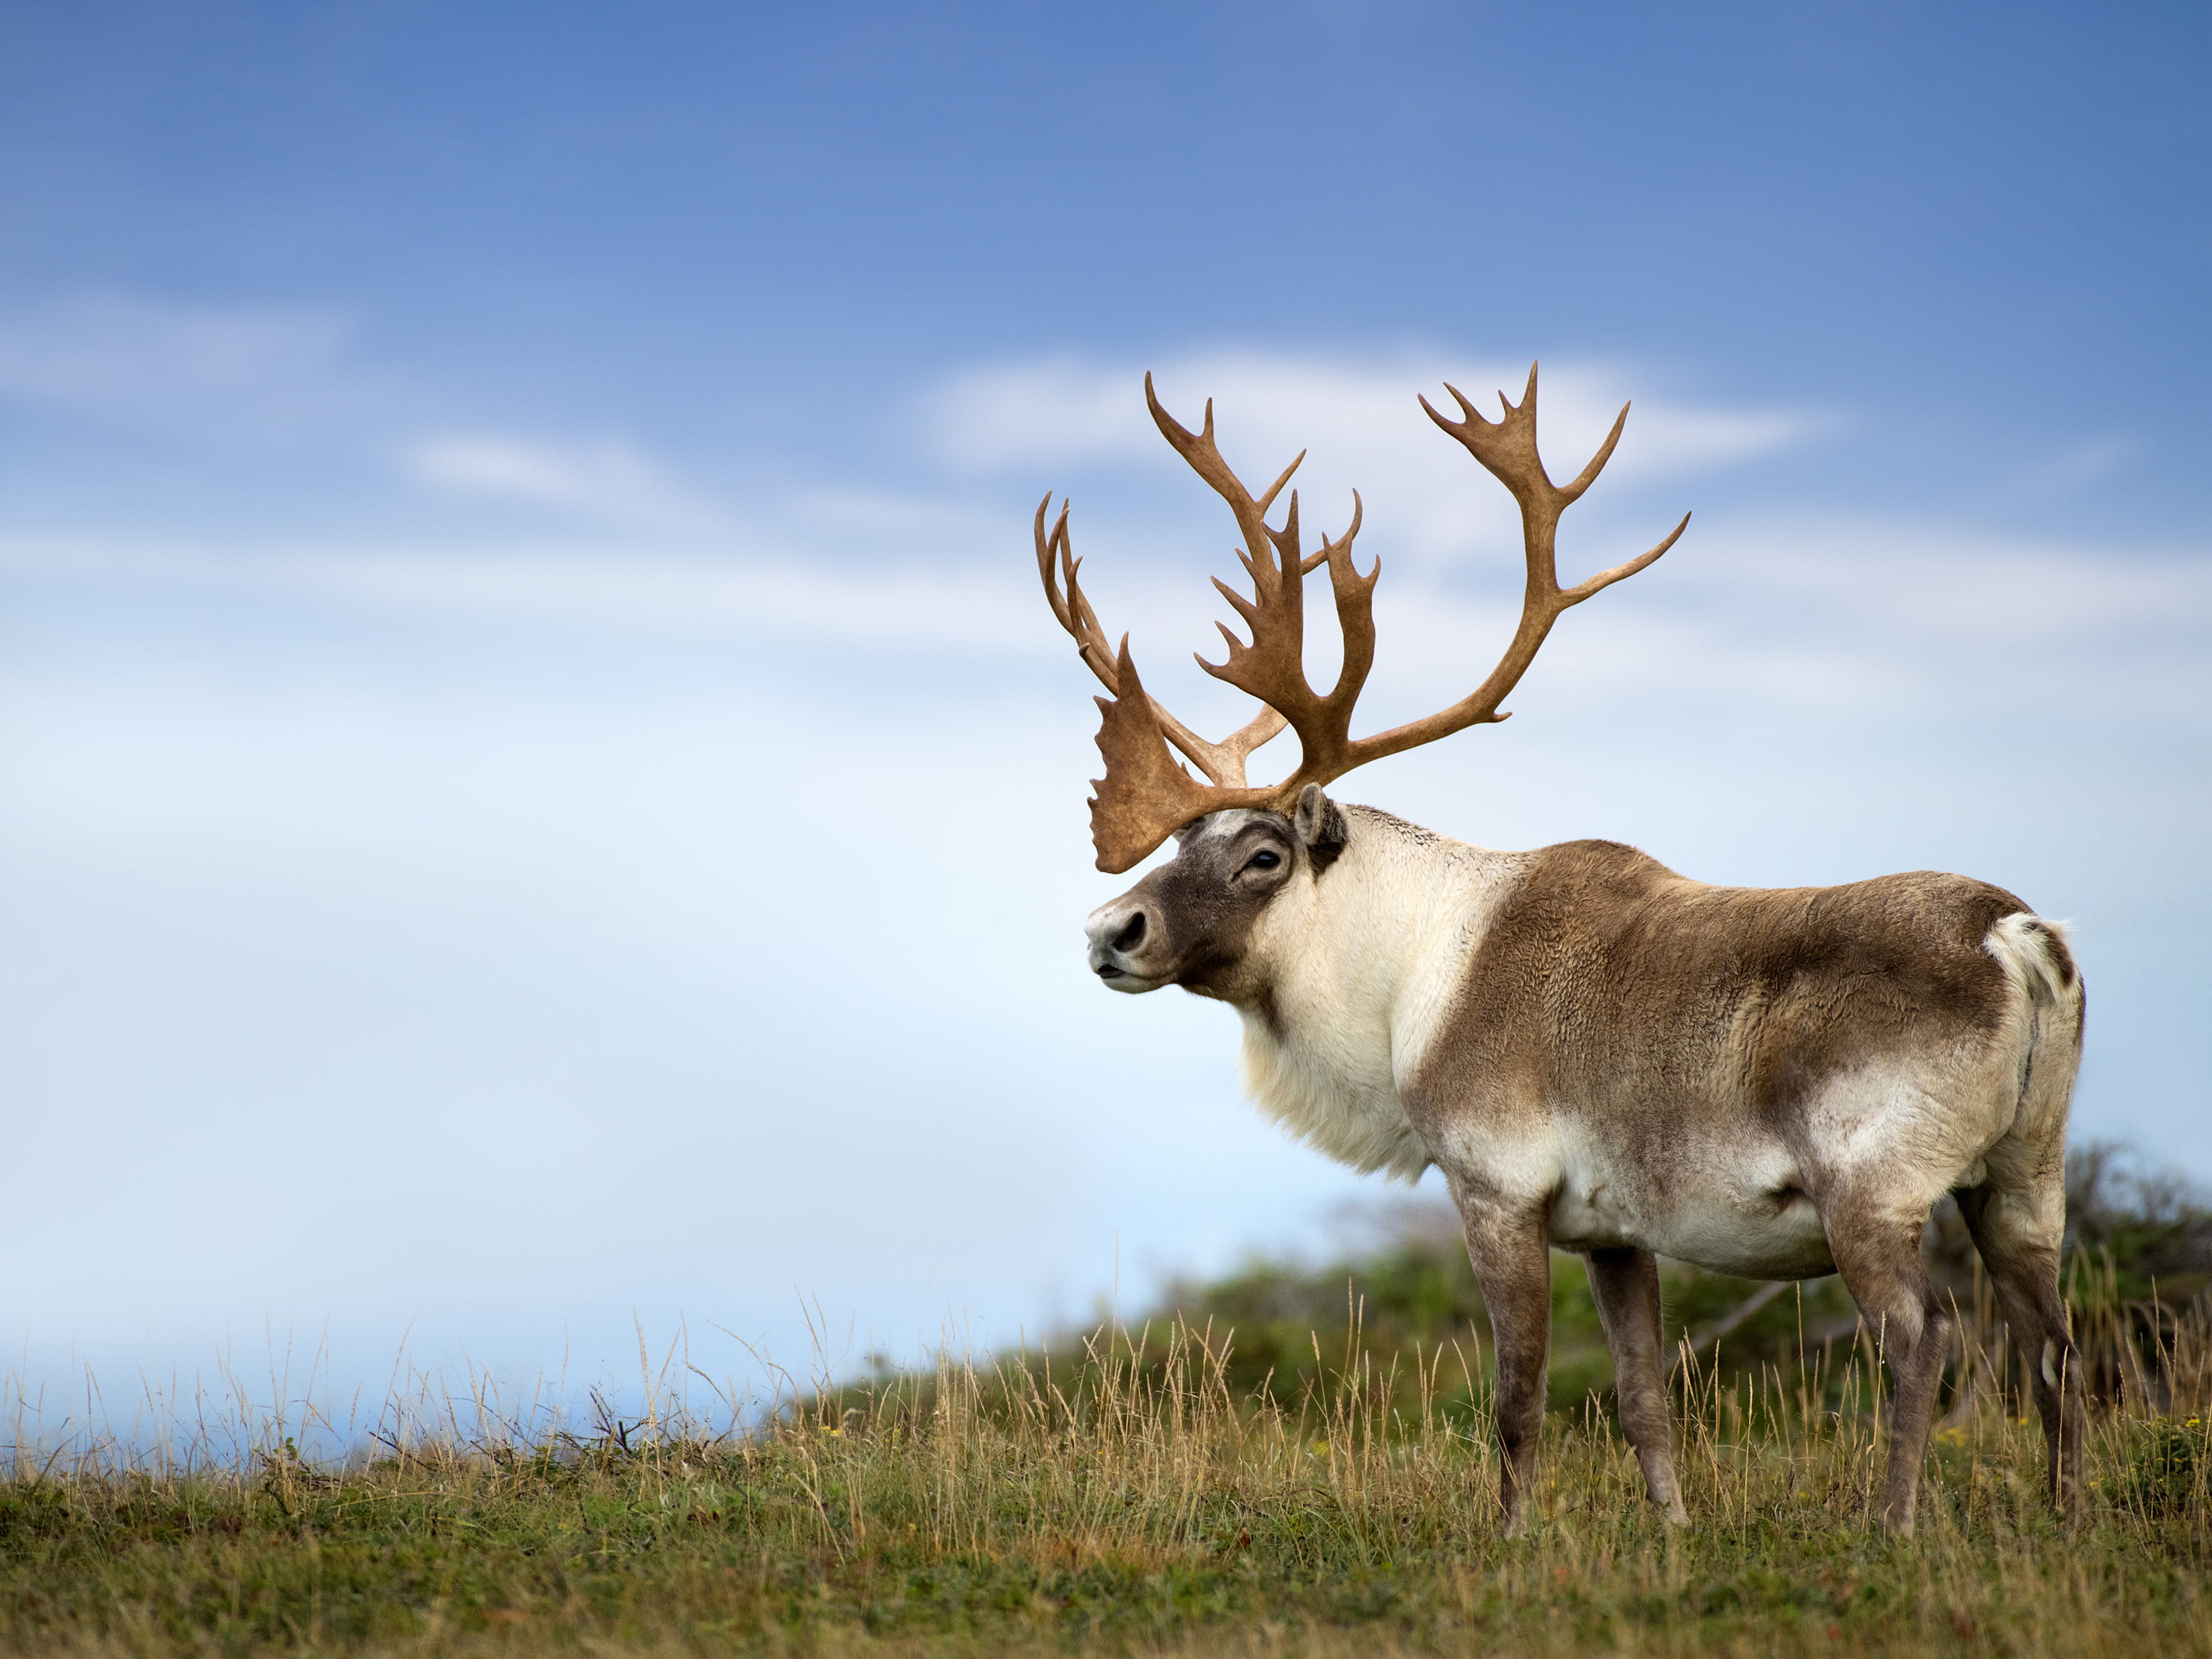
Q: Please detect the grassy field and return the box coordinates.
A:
[6,1162,2210,1657]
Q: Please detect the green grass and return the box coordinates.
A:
[5,1287,2210,1658]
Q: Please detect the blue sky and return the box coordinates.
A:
[2,1,2207,1431]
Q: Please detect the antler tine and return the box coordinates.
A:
[1145,378,1380,741]
[1203,484,1303,690]
[1417,361,1626,512]
[1419,366,1551,510]
[1318,491,1378,728]
[1560,510,1692,604]
[1034,495,1119,693]
[1144,374,1304,571]
[1197,477,1379,785]
[1153,400,1312,773]
[1357,364,1686,765]
[1559,402,1631,504]
[1033,491,1287,791]
[1300,490,1362,574]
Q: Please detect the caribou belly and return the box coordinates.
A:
[1547,1149,1837,1281]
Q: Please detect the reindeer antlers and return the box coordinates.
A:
[1040,364,1689,872]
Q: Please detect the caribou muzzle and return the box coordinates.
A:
[1085,894,1169,992]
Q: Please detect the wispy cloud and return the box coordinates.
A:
[0,535,1041,653]
[0,292,364,436]
[0,289,742,536]
[928,348,1829,563]
[2008,437,2135,499]
[5,510,2205,726]
[0,327,2199,727]
[402,433,724,532]
[1365,517,2212,723]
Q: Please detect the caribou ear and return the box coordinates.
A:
[1293,784,1349,871]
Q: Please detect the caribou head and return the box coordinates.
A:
[1084,791,1345,999]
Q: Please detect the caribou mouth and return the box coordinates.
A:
[1091,958,1166,993]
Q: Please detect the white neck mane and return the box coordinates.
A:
[1234,808,1523,1181]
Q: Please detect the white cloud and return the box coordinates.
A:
[1360,521,2212,726]
[323,545,1036,646]
[1683,516,2212,641]
[928,347,1828,564]
[1,324,2202,742]
[0,535,1046,654]
[403,433,724,532]
[2010,437,2135,498]
[0,292,361,434]
[0,291,737,536]
[4,508,2205,731]
[782,487,1002,542]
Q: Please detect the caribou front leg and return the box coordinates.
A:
[1586,1247,1691,1524]
[1457,1200,1554,1535]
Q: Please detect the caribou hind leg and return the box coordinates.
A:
[1824,1195,1952,1534]
[1955,1179,2085,1513]
[1585,1247,1690,1524]
[1957,916,2087,1514]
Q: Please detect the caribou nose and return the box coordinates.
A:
[1085,898,1158,982]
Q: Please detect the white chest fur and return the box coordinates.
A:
[1239,1004,1430,1179]
[1234,813,1520,1183]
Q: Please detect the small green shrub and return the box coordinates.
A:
[2120,1413,2208,1516]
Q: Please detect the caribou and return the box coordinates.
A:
[1036,367,2085,1535]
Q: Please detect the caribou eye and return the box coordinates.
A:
[1242,849,1282,874]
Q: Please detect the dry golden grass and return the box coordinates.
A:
[4,1269,2210,1658]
